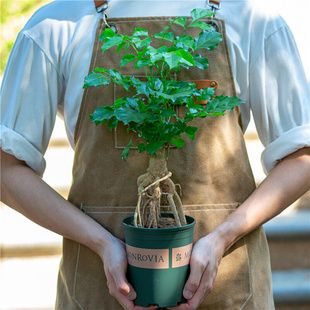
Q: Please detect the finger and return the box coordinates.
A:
[135,305,158,310]
[110,268,137,300]
[169,263,217,310]
[182,259,205,299]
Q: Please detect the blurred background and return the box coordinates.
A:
[0,0,309,309]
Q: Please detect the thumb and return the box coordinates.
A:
[112,270,137,300]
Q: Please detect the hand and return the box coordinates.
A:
[168,235,225,310]
[101,235,158,310]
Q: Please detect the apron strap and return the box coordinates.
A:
[94,0,107,8]
[94,0,109,13]
[207,0,221,13]
[94,1,222,11]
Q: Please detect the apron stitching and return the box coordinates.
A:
[81,203,241,208]
[84,209,236,214]
[108,17,222,24]
[73,244,85,310]
[240,237,252,309]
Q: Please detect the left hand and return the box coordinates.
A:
[168,234,225,310]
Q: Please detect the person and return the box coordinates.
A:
[1,0,309,309]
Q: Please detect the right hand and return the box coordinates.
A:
[101,235,158,310]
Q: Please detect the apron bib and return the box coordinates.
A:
[56,16,274,310]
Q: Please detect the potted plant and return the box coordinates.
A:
[83,8,243,307]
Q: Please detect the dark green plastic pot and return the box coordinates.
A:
[122,213,196,308]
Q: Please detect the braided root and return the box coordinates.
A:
[134,156,187,228]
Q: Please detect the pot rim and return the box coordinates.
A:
[122,213,196,233]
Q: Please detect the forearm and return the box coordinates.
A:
[211,147,310,252]
[0,149,115,257]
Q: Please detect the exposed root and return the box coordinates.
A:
[134,153,187,228]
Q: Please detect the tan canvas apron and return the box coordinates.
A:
[56,16,275,310]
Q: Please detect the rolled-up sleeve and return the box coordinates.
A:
[0,31,63,176]
[249,25,310,174]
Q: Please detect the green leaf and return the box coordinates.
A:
[133,28,149,37]
[171,16,187,27]
[121,144,131,162]
[137,143,146,153]
[185,126,198,140]
[105,69,131,91]
[205,96,243,114]
[120,53,137,67]
[153,31,174,42]
[108,117,118,129]
[134,37,152,50]
[102,34,124,53]
[114,102,149,124]
[195,87,214,102]
[116,41,127,54]
[193,54,209,70]
[171,136,185,148]
[163,51,181,69]
[146,140,163,155]
[135,58,152,70]
[89,106,114,124]
[194,31,222,51]
[190,8,214,22]
[83,72,110,88]
[137,49,147,61]
[161,108,176,118]
[129,76,150,97]
[178,49,195,67]
[188,21,212,31]
[175,35,194,51]
[99,28,116,41]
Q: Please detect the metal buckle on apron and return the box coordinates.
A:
[206,0,221,14]
[206,0,221,32]
[95,0,118,33]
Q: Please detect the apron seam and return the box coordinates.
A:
[240,237,252,309]
[81,203,241,208]
[73,243,85,310]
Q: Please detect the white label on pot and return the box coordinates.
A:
[172,243,193,268]
[126,245,169,269]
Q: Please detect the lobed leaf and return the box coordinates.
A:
[205,96,244,114]
[133,28,149,37]
[188,21,212,31]
[190,8,214,22]
[171,136,185,148]
[83,72,110,88]
[102,34,124,53]
[193,54,209,70]
[175,35,194,51]
[114,102,149,125]
[99,28,117,41]
[120,53,137,67]
[146,140,163,155]
[185,126,198,140]
[121,144,131,162]
[171,16,187,27]
[153,31,174,42]
[194,31,222,51]
[89,106,114,124]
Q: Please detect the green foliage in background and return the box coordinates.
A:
[0,0,52,76]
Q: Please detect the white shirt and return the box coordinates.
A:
[1,0,309,176]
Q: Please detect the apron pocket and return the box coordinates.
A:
[183,203,252,310]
